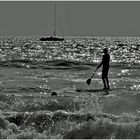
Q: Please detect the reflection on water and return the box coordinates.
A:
[0,37,140,64]
[131,84,140,91]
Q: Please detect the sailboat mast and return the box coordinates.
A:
[53,3,56,37]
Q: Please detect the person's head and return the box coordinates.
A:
[103,48,108,54]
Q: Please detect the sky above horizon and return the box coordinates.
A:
[0,1,140,37]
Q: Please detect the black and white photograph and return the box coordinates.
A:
[0,0,140,139]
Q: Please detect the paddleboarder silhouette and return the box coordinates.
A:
[97,48,110,90]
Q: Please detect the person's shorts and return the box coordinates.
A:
[102,67,109,78]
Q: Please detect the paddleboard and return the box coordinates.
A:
[76,88,123,93]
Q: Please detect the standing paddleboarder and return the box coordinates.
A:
[97,48,110,90]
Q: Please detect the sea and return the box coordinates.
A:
[0,36,140,139]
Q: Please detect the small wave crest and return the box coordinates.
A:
[0,59,91,70]
[0,59,140,70]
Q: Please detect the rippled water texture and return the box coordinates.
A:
[0,36,140,63]
[0,38,139,115]
[0,36,140,138]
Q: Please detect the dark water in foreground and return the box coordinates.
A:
[0,36,140,138]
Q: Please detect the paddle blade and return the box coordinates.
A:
[86,78,91,85]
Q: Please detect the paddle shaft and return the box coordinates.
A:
[90,68,98,79]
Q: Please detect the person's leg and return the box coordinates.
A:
[102,77,107,89]
[106,77,110,89]
[102,69,107,89]
[103,67,110,89]
[106,67,110,89]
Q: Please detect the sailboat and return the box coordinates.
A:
[40,4,64,41]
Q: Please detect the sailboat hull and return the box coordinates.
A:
[40,36,64,41]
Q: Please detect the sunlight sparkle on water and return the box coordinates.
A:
[118,69,131,76]
[0,37,140,63]
[130,84,140,91]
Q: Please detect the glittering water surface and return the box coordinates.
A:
[0,36,140,116]
[0,36,140,63]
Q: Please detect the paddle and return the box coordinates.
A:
[86,68,98,85]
